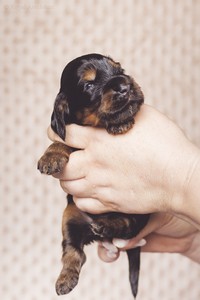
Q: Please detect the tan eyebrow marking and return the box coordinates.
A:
[107,58,121,68]
[82,68,96,81]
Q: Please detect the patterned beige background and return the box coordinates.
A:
[0,1,200,300]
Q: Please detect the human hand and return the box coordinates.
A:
[48,105,200,227]
[97,213,200,264]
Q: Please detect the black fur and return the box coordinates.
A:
[38,53,149,298]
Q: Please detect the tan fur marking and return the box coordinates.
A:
[82,68,96,81]
[62,204,83,226]
[107,58,121,68]
[99,91,113,113]
[76,108,100,127]
[62,203,91,236]
[82,113,100,126]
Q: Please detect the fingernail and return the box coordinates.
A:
[113,238,130,248]
[106,250,118,259]
[133,239,147,248]
[102,241,118,253]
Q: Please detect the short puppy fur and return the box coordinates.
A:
[38,53,149,298]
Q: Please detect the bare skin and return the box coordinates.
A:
[48,105,200,264]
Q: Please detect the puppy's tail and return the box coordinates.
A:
[126,247,141,298]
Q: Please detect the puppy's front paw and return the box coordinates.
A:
[37,152,68,175]
[55,269,79,295]
[107,122,133,135]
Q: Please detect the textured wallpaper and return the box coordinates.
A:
[1,1,200,300]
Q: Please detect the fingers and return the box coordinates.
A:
[47,126,64,143]
[64,124,94,149]
[97,213,168,262]
[110,232,189,254]
[142,233,188,253]
[129,213,169,242]
[97,239,146,263]
[47,124,98,149]
[108,213,164,251]
[59,178,92,197]
[113,238,147,249]
[98,242,120,263]
[53,150,87,180]
[73,197,111,214]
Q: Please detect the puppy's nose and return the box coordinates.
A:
[109,77,130,94]
[104,76,130,95]
[115,83,129,94]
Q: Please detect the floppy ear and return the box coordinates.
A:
[51,92,70,141]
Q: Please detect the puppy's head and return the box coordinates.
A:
[51,53,144,140]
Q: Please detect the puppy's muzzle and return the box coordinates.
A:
[104,75,130,93]
[102,76,132,114]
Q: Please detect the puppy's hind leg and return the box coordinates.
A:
[55,241,86,295]
[55,198,89,295]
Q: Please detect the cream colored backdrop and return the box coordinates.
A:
[1,1,200,300]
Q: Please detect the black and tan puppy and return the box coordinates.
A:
[38,53,149,298]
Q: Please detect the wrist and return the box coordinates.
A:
[182,231,200,263]
[171,143,200,229]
